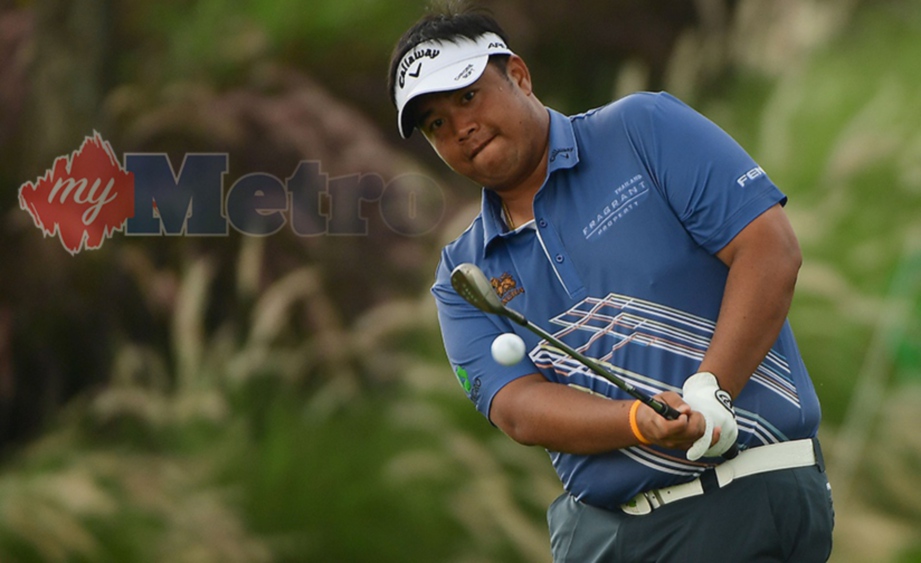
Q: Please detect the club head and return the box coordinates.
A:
[450,263,506,315]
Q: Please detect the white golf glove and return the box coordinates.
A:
[682,372,738,461]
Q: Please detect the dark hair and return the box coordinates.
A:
[386,1,511,108]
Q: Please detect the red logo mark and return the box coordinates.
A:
[18,132,135,255]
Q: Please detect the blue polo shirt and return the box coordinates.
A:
[431,91,822,510]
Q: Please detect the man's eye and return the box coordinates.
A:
[429,118,444,131]
[462,90,476,102]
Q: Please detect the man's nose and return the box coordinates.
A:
[452,110,477,141]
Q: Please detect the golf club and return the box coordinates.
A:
[450,262,739,459]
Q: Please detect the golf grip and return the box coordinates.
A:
[635,390,738,459]
[650,397,682,420]
[655,407,739,460]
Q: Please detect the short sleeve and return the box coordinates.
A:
[625,92,786,254]
[431,252,540,421]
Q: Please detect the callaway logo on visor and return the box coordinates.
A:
[397,45,442,90]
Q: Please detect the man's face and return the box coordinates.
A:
[411,57,546,192]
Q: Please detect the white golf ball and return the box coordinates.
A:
[491,333,526,366]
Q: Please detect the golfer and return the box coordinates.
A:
[388,5,834,561]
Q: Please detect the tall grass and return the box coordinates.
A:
[698,3,921,561]
[0,237,559,562]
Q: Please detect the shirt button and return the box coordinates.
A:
[555,254,564,263]
[538,219,547,228]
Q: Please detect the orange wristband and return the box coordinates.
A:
[628,400,652,445]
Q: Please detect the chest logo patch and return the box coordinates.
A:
[582,174,650,241]
[491,272,524,304]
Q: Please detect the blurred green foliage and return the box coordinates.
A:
[735,2,921,425]
[130,0,425,100]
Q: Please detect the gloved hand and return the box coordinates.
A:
[682,372,738,461]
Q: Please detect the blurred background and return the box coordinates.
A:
[1,0,920,561]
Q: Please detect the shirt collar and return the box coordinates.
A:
[545,108,579,174]
[481,108,579,251]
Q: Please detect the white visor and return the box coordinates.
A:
[394,32,513,138]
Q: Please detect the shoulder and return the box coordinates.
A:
[570,91,694,131]
[435,214,485,277]
[564,92,715,159]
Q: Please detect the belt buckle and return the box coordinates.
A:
[621,492,653,516]
[620,489,663,516]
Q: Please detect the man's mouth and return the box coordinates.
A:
[469,135,495,160]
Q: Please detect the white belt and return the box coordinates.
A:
[621,439,819,516]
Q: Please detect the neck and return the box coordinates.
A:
[498,105,550,229]
[499,173,540,229]
[501,140,548,229]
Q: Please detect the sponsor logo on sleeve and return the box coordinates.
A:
[736,166,766,187]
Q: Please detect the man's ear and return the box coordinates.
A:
[505,55,534,96]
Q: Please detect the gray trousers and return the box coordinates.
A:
[548,464,834,562]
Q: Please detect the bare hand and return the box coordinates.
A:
[634,392,721,451]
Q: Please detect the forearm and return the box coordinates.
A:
[489,374,706,454]
[491,376,637,454]
[699,206,802,398]
[698,259,796,397]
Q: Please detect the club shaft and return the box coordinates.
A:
[507,313,681,420]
